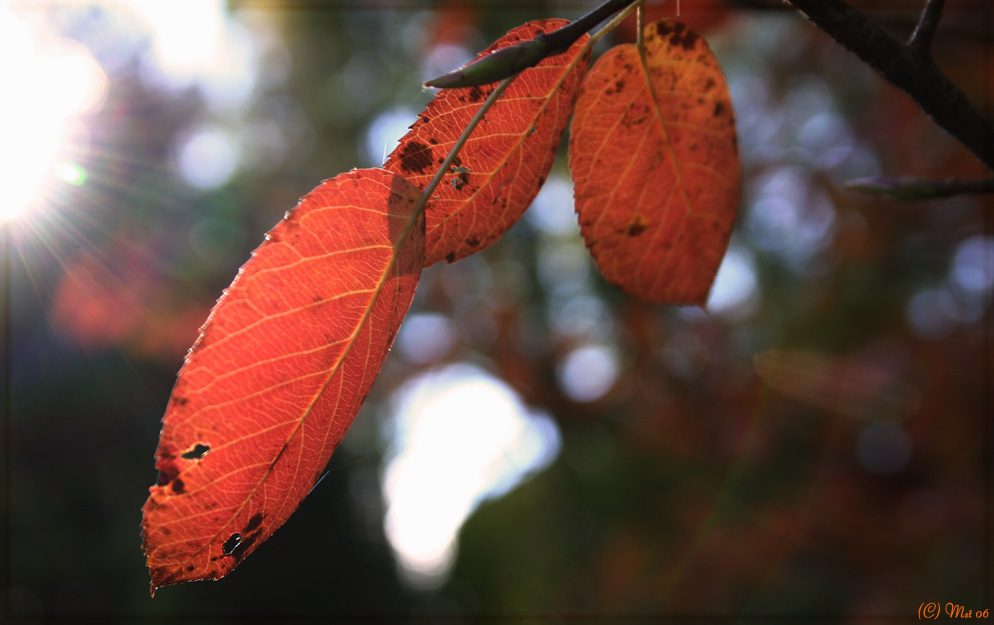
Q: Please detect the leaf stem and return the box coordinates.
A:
[637,2,645,48]
[410,75,518,221]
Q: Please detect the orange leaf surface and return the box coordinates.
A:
[385,19,589,266]
[569,20,740,305]
[141,168,424,593]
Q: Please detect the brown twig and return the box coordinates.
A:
[909,0,947,57]
[846,175,994,201]
[783,0,994,172]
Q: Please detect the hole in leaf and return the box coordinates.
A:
[222,533,241,556]
[231,529,262,561]
[181,443,210,460]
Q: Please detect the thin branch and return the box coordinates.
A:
[425,0,637,88]
[784,0,994,173]
[909,0,946,57]
[846,175,994,201]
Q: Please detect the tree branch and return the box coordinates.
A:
[909,0,946,57]
[425,0,638,88]
[783,0,994,172]
[846,175,994,201]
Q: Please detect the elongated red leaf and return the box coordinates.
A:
[141,168,423,593]
[385,19,589,266]
[569,20,740,305]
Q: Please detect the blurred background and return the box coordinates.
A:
[1,0,991,620]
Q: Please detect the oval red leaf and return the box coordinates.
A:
[570,20,741,305]
[141,168,424,593]
[385,19,590,266]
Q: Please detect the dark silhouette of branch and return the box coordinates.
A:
[784,0,994,172]
[426,0,994,184]
[846,175,994,201]
[909,0,946,57]
[425,0,639,88]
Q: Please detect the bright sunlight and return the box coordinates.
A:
[0,4,107,223]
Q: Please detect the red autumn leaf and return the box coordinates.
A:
[569,20,740,305]
[385,19,589,266]
[141,168,424,594]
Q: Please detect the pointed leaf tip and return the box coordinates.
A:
[141,168,424,590]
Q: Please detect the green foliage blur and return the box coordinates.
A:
[2,0,990,620]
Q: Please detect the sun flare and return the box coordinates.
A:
[0,4,106,223]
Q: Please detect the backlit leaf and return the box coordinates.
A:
[569,20,740,305]
[385,19,589,266]
[141,168,424,593]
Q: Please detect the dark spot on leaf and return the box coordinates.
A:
[185,565,195,572]
[466,237,480,248]
[156,459,179,486]
[245,513,265,534]
[173,396,188,406]
[171,478,185,494]
[429,137,438,144]
[161,527,172,536]
[468,86,484,102]
[627,216,649,237]
[445,252,456,263]
[714,101,725,117]
[397,141,433,175]
[151,566,176,585]
[655,21,674,38]
[421,114,430,123]
[672,27,699,51]
[222,533,241,556]
[181,443,210,460]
